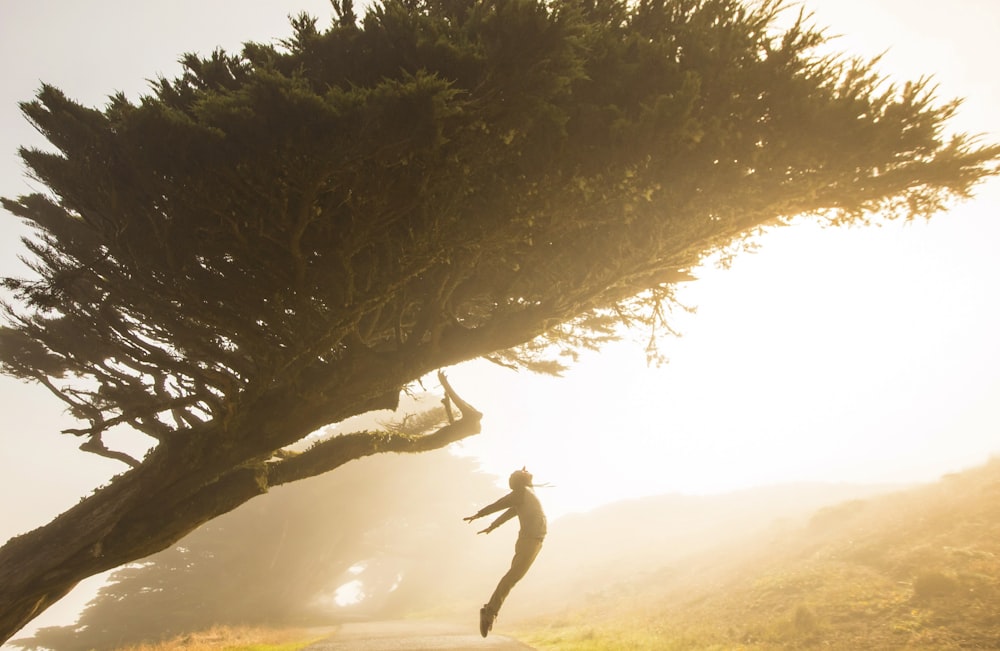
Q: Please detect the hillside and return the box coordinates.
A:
[13,458,996,651]
[514,458,1000,650]
[496,481,905,621]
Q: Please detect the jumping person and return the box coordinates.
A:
[464,467,547,638]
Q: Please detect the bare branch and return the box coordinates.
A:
[268,372,481,487]
[79,436,141,468]
[437,369,481,422]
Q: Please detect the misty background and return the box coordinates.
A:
[9,436,916,651]
[2,0,999,647]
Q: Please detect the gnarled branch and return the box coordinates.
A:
[268,370,481,487]
[79,436,141,468]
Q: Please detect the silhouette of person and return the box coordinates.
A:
[464,467,547,638]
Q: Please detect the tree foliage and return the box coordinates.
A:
[0,0,996,641]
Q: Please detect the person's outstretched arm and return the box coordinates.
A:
[477,507,516,534]
[464,492,516,533]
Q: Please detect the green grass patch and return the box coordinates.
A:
[110,626,329,651]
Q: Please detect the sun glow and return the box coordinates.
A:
[333,580,365,607]
[451,203,1000,518]
[326,563,368,608]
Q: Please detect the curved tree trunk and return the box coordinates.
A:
[0,372,481,644]
[0,462,259,643]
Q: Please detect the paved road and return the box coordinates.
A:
[303,620,535,651]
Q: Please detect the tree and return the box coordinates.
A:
[14,448,500,651]
[0,0,996,641]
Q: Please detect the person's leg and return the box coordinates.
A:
[486,537,543,616]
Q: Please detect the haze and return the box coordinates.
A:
[1,0,998,645]
[12,449,1000,649]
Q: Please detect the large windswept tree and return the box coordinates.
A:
[16,451,500,651]
[0,0,996,640]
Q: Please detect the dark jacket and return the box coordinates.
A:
[473,487,547,540]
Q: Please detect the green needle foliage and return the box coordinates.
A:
[0,0,996,642]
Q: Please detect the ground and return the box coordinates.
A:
[303,620,535,651]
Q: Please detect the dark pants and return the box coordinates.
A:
[486,535,543,615]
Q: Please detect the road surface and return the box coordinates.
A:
[304,620,536,651]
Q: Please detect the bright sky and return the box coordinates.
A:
[1,0,999,636]
[447,0,1000,516]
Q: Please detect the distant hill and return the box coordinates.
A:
[511,458,1000,650]
[499,480,905,620]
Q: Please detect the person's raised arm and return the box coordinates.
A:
[478,507,516,534]
[463,491,515,524]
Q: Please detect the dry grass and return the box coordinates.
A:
[516,459,1000,650]
[109,625,328,651]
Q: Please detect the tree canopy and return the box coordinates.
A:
[1,0,997,641]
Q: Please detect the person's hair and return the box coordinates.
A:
[509,467,533,490]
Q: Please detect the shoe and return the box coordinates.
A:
[479,605,495,638]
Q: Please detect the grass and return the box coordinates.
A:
[514,608,747,651]
[514,459,1000,650]
[108,625,329,651]
[109,460,1000,651]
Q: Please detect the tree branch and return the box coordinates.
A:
[79,436,141,468]
[268,370,481,487]
[436,369,480,422]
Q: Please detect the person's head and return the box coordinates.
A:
[508,467,533,491]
